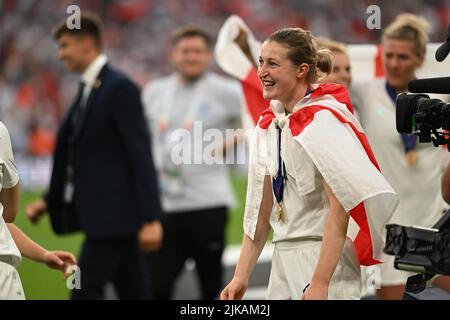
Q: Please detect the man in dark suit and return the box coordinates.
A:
[25,12,163,300]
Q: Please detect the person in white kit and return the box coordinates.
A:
[142,26,242,299]
[315,38,352,90]
[0,121,77,299]
[351,14,450,299]
[221,27,398,300]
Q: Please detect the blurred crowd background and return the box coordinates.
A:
[0,0,449,187]
[2,0,450,300]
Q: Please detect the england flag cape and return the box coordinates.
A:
[243,83,399,266]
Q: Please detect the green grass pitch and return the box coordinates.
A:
[14,174,248,299]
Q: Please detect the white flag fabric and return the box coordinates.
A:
[244,83,399,266]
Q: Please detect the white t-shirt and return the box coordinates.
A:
[0,121,21,267]
[352,79,449,228]
[142,72,242,213]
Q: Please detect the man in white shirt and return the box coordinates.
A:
[142,26,242,299]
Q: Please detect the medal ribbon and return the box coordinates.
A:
[272,126,287,206]
[272,87,312,213]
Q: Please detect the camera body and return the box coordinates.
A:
[383,209,450,299]
[396,92,450,149]
[384,209,450,276]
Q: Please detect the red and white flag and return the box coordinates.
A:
[245,83,398,266]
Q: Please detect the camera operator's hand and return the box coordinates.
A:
[432,275,450,292]
[441,162,450,204]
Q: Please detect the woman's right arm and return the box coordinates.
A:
[0,182,20,223]
[0,122,20,223]
[221,175,273,300]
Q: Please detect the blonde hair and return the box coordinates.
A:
[382,13,430,59]
[315,37,348,55]
[268,27,333,83]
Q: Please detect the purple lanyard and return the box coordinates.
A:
[385,82,417,152]
[272,87,312,205]
[272,126,287,205]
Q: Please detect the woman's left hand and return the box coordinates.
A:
[43,251,78,278]
[301,282,328,300]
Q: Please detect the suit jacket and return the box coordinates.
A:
[46,64,162,238]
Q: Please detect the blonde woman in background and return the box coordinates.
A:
[352,14,450,300]
[315,38,352,89]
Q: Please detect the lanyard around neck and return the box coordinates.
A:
[272,86,312,208]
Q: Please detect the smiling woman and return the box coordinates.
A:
[257,28,332,112]
[221,27,398,301]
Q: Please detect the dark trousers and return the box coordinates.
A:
[71,236,150,300]
[147,206,227,300]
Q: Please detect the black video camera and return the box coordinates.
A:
[396,93,450,149]
[383,209,450,299]
[396,24,450,150]
[384,209,450,275]
[386,25,450,299]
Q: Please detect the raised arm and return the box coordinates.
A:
[234,28,257,69]
[303,181,350,300]
[221,175,273,300]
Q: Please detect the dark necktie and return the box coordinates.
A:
[71,81,86,129]
[63,82,84,209]
[67,81,85,165]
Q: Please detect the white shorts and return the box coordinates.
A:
[0,261,25,300]
[266,237,361,300]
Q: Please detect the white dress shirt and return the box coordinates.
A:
[80,54,108,107]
